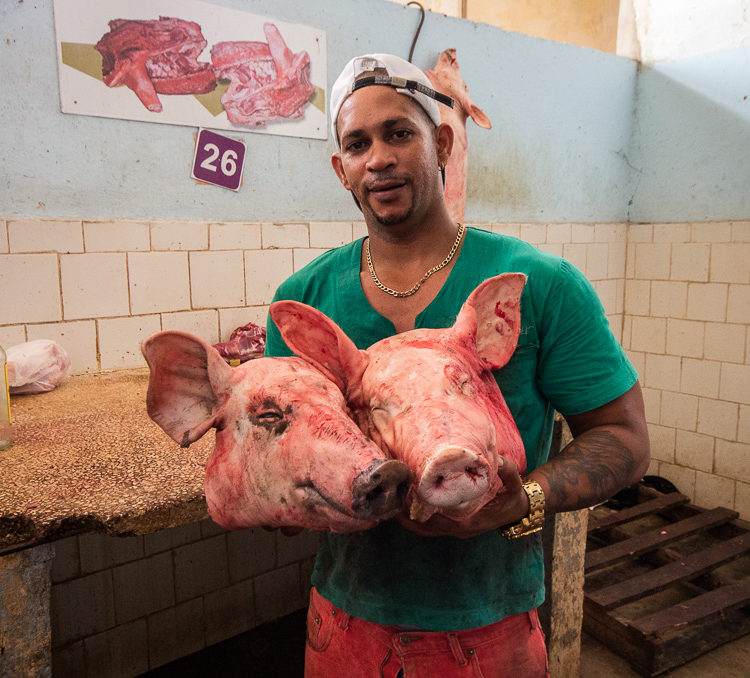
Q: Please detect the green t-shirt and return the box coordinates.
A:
[265,227,637,631]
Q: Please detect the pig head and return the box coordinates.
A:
[270,273,526,522]
[141,331,409,532]
[425,49,492,224]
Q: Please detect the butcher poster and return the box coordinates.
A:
[53,0,327,140]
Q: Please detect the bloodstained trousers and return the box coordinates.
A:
[304,587,550,678]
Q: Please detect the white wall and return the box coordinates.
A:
[623,0,750,62]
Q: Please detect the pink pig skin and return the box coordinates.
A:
[425,48,491,225]
[270,273,527,522]
[141,331,409,533]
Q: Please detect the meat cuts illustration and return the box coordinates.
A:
[142,331,409,533]
[425,49,492,224]
[211,23,315,126]
[271,273,527,523]
[95,16,217,112]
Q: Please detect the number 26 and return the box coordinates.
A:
[200,143,238,176]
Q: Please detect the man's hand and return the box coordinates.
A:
[396,456,529,539]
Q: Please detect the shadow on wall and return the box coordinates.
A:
[139,609,306,678]
[461,36,636,223]
[630,47,750,222]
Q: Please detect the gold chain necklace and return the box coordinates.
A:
[365,223,466,298]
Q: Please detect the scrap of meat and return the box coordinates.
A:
[95,16,216,112]
[142,331,409,532]
[271,273,527,523]
[211,23,314,126]
[425,49,492,224]
[213,322,266,363]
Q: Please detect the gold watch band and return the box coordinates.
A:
[499,480,545,540]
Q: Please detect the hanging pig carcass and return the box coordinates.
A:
[270,273,527,523]
[425,49,492,224]
[142,331,409,532]
[95,16,217,112]
[211,23,314,126]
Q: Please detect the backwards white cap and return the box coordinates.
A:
[329,53,453,151]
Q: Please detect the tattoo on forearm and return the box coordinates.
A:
[536,430,638,513]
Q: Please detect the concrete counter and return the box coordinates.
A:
[0,369,213,553]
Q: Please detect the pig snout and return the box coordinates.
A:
[382,394,503,521]
[351,459,410,519]
[418,446,490,509]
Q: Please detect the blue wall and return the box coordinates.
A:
[3,0,747,224]
[1,0,636,223]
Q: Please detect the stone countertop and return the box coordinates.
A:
[0,370,213,553]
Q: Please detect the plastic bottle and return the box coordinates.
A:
[0,344,12,450]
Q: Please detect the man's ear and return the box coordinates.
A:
[435,123,454,168]
[331,153,351,190]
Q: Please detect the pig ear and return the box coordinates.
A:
[453,273,527,370]
[468,104,491,130]
[141,331,233,447]
[270,301,368,393]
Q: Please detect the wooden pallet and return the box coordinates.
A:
[583,485,750,676]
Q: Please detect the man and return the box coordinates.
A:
[265,54,650,677]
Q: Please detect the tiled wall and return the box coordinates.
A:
[0,218,626,371]
[1,217,747,676]
[486,221,627,341]
[0,219,625,374]
[50,519,318,677]
[621,222,750,519]
[0,219,363,372]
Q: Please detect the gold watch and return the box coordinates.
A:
[499,480,545,540]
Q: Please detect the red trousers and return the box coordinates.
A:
[305,587,549,678]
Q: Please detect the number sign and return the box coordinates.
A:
[191,128,246,191]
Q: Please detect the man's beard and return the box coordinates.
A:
[373,203,414,226]
[360,189,414,226]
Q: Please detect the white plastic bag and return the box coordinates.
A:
[6,340,71,394]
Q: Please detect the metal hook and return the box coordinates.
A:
[407,2,425,63]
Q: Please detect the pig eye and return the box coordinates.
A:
[256,410,283,422]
